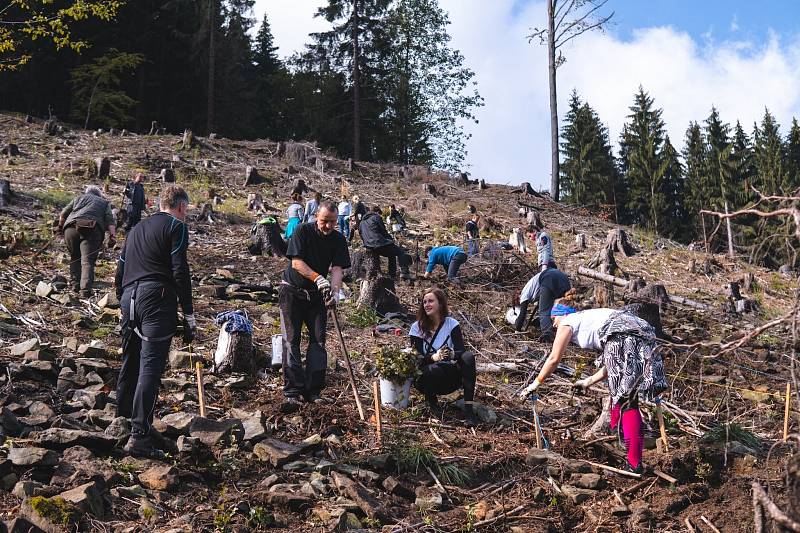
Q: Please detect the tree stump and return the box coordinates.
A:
[347,158,354,172]
[364,250,382,280]
[247,193,265,213]
[148,121,158,135]
[215,331,256,375]
[197,203,215,223]
[245,166,263,186]
[0,179,11,207]
[96,157,110,179]
[42,119,57,135]
[249,218,286,257]
[357,277,403,315]
[160,168,175,183]
[724,281,742,301]
[478,179,488,190]
[526,210,543,229]
[623,280,669,338]
[347,250,368,281]
[422,183,437,197]
[742,272,756,292]
[292,179,311,196]
[25,115,33,123]
[182,128,195,149]
[575,233,586,250]
[315,157,325,173]
[1,144,19,157]
[605,228,636,256]
[209,132,218,140]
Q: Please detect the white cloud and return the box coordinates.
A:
[730,14,739,32]
[254,0,800,188]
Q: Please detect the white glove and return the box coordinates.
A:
[314,275,331,293]
[184,314,197,329]
[573,377,592,391]
[432,347,452,362]
[519,378,541,399]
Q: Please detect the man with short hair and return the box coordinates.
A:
[514,266,571,339]
[359,205,412,280]
[123,172,146,230]
[465,214,480,257]
[59,185,116,297]
[114,185,195,458]
[423,245,468,282]
[280,201,350,408]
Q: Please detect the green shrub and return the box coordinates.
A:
[374,346,418,383]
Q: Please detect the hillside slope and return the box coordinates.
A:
[0,113,797,531]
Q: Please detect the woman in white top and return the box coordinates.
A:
[409,288,477,427]
[304,192,322,223]
[520,291,667,473]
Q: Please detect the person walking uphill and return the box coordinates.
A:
[280,201,350,410]
[519,294,667,473]
[359,205,412,280]
[114,185,196,458]
[58,185,117,297]
[123,172,147,230]
[410,288,477,427]
[424,245,467,282]
[285,193,304,238]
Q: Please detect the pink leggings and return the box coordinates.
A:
[610,402,643,469]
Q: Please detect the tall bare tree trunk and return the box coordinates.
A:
[207,0,216,135]
[352,0,361,161]
[724,199,735,258]
[547,0,559,201]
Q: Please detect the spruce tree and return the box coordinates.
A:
[253,12,288,140]
[682,121,707,241]
[753,109,786,194]
[785,118,800,192]
[660,135,687,241]
[215,0,257,138]
[703,107,737,256]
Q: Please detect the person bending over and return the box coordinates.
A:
[514,266,570,339]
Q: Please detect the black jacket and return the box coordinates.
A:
[115,211,193,314]
[359,212,393,249]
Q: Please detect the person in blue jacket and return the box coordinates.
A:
[423,245,468,282]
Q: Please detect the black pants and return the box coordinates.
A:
[279,284,328,399]
[116,281,176,441]
[124,207,142,231]
[447,251,468,280]
[414,352,476,404]
[367,243,411,277]
[538,285,558,338]
[64,225,104,291]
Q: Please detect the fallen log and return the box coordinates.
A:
[577,267,709,310]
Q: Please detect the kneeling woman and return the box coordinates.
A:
[521,294,667,473]
[409,288,477,427]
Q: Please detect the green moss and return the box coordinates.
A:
[29,189,74,209]
[141,506,157,520]
[90,326,114,339]
[29,496,78,526]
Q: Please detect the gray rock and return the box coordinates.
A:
[32,428,116,452]
[9,447,60,466]
[176,435,200,453]
[97,293,119,309]
[71,389,107,410]
[139,465,178,491]
[15,360,59,381]
[383,476,415,499]
[110,484,147,499]
[76,341,106,358]
[561,484,597,504]
[85,409,115,428]
[258,473,279,489]
[57,367,87,392]
[0,472,17,491]
[188,417,244,446]
[9,338,40,357]
[103,417,131,442]
[168,350,192,369]
[242,412,268,442]
[13,480,45,498]
[414,486,443,511]
[161,412,196,436]
[569,473,604,490]
[525,448,557,466]
[19,497,81,532]
[59,481,105,517]
[253,439,302,467]
[28,401,56,420]
[0,407,25,436]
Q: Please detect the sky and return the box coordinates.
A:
[253,0,800,188]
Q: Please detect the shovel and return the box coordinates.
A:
[330,305,366,421]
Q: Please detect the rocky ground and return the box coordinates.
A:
[0,112,798,532]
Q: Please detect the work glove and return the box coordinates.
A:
[573,377,592,392]
[314,275,331,293]
[182,313,197,343]
[431,346,453,362]
[519,378,541,400]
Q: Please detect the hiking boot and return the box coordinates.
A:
[280,396,303,414]
[626,461,644,475]
[123,436,167,460]
[464,404,478,428]
[425,394,443,419]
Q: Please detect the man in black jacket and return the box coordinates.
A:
[123,172,146,231]
[114,185,196,458]
[359,206,412,280]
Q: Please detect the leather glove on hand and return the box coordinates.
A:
[519,378,541,399]
[432,347,452,362]
[314,275,331,293]
[182,314,197,343]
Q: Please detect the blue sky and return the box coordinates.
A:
[256,0,800,186]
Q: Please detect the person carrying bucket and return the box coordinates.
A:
[519,290,667,473]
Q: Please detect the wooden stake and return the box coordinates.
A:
[656,400,669,452]
[373,379,382,446]
[532,400,542,449]
[196,362,206,418]
[784,382,791,442]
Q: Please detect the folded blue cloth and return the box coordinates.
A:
[214,310,253,335]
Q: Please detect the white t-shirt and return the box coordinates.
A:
[520,273,541,304]
[338,201,351,217]
[409,316,459,355]
[559,308,616,350]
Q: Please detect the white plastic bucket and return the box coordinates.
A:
[271,334,284,370]
[380,378,412,409]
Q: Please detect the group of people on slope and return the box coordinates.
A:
[58,177,667,474]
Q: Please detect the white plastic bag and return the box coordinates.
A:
[214,322,232,370]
